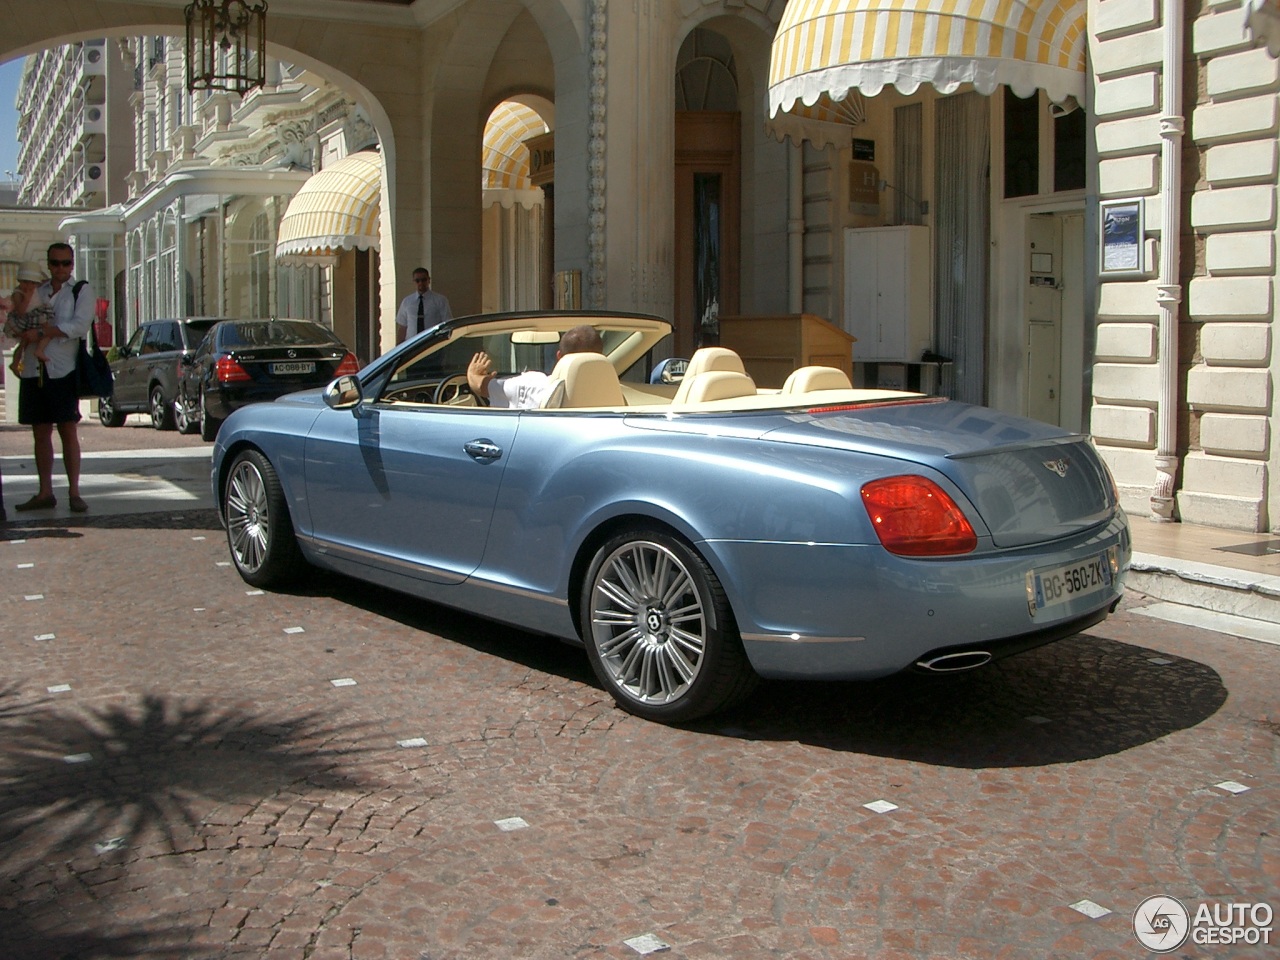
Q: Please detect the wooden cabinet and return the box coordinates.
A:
[842,225,932,362]
[717,314,856,389]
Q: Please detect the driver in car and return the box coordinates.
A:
[466,325,603,408]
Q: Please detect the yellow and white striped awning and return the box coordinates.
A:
[1244,0,1280,56]
[482,101,549,191]
[276,150,381,260]
[769,0,1087,146]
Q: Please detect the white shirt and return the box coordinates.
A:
[489,370,556,409]
[23,277,95,380]
[395,288,452,338]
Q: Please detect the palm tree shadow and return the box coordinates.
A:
[0,693,380,877]
[710,633,1228,766]
[0,907,218,960]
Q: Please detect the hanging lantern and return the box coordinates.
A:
[185,0,268,95]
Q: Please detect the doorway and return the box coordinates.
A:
[674,111,740,357]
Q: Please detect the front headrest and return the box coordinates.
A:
[544,352,624,408]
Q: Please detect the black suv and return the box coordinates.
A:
[99,318,226,430]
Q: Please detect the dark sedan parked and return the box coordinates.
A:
[99,317,225,429]
[176,318,358,440]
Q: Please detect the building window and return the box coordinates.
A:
[1003,91,1039,198]
[675,28,738,112]
[1053,107,1087,192]
[249,212,272,319]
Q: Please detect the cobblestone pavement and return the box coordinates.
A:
[0,427,1276,958]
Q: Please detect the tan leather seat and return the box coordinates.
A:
[673,370,758,405]
[683,346,746,379]
[543,352,624,408]
[781,365,853,394]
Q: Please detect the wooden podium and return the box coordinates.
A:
[717,314,856,389]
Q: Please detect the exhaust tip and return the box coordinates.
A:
[915,650,993,673]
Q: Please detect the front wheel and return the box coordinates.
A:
[581,528,758,722]
[223,449,304,588]
[98,394,126,427]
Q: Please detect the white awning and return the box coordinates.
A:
[768,0,1087,146]
[276,150,381,260]
[1244,0,1280,56]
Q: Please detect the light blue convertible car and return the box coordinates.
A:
[211,311,1130,722]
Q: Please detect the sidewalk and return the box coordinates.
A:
[1125,511,1280,639]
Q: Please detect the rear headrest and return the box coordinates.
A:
[684,346,746,379]
[544,352,624,408]
[673,370,758,405]
[781,365,853,394]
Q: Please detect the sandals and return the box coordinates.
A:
[11,495,89,513]
[14,494,56,512]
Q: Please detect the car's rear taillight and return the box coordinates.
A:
[334,352,359,377]
[215,355,251,383]
[861,475,978,556]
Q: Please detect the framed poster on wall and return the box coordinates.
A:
[1099,198,1145,277]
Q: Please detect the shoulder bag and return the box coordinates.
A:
[72,281,113,399]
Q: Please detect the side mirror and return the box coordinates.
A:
[179,353,192,366]
[651,357,689,384]
[323,375,363,411]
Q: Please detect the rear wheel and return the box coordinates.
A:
[199,390,222,441]
[223,449,304,587]
[150,385,175,430]
[174,392,197,434]
[581,528,758,722]
[97,394,126,427]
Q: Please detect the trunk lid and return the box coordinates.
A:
[759,398,1116,547]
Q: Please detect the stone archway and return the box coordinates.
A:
[427,0,576,316]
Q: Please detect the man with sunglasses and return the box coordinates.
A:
[11,242,95,514]
[395,267,451,345]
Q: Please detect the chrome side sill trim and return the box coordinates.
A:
[741,633,865,644]
[297,534,568,606]
[299,534,465,585]
[467,576,570,607]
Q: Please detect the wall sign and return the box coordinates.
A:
[1099,198,1144,277]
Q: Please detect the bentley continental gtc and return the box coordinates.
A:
[210,311,1130,723]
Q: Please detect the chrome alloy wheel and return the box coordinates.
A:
[226,458,271,574]
[588,540,707,706]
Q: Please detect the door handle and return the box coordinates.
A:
[464,439,502,461]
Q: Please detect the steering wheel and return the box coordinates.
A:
[433,372,474,405]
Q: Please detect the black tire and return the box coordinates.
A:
[174,392,197,434]
[150,385,175,430]
[581,528,758,723]
[98,394,126,427]
[199,391,222,442]
[223,449,304,588]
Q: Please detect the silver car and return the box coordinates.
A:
[210,311,1130,723]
